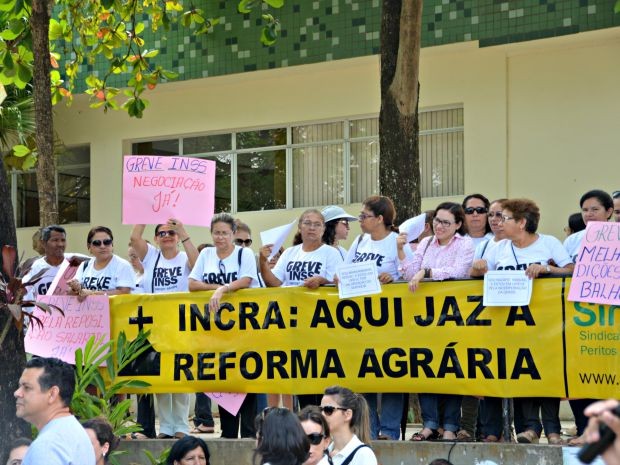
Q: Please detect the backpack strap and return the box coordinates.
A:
[340,444,370,465]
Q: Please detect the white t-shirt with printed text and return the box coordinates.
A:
[189,246,260,288]
[272,244,343,287]
[74,254,135,291]
[345,232,400,280]
[141,243,190,293]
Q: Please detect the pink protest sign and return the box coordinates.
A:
[568,221,620,305]
[24,295,111,364]
[122,155,215,227]
[206,392,247,416]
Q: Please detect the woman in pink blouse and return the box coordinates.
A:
[402,202,474,441]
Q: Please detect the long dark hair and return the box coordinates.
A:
[254,408,309,465]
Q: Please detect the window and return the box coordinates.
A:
[11,145,91,228]
[130,107,463,213]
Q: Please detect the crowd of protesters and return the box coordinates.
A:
[14,189,619,464]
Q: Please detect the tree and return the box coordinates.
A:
[379,0,422,223]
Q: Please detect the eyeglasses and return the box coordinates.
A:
[90,239,113,247]
[500,215,515,223]
[212,231,231,238]
[307,432,326,445]
[8,460,22,465]
[302,221,323,229]
[337,220,349,226]
[320,405,348,416]
[234,238,253,247]
[358,213,375,221]
[487,211,503,220]
[157,230,177,238]
[464,206,488,215]
[432,218,455,228]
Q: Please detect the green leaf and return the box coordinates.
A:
[143,49,159,58]
[0,0,17,12]
[134,22,145,35]
[263,0,284,7]
[261,26,278,46]
[49,19,64,40]
[615,0,620,13]
[102,0,114,8]
[12,145,31,158]
[238,0,261,14]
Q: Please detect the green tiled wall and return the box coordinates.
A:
[79,0,619,90]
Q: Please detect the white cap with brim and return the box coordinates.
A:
[399,213,427,242]
[321,205,358,223]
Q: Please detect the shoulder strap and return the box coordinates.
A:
[480,239,490,258]
[238,247,243,267]
[340,445,370,465]
[353,234,364,256]
[150,252,162,293]
[81,259,91,272]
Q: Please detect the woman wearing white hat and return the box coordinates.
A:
[321,205,358,259]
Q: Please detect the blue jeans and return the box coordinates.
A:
[364,393,403,440]
[419,393,462,433]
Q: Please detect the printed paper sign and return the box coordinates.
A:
[122,155,216,227]
[337,261,381,299]
[483,270,532,306]
[24,295,111,364]
[260,219,297,260]
[206,392,247,416]
[568,221,620,305]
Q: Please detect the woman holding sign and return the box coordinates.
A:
[189,212,260,439]
[474,199,573,445]
[68,226,135,298]
[343,196,402,440]
[130,219,198,439]
[401,202,474,441]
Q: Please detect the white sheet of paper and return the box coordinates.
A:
[337,262,381,299]
[483,270,533,306]
[562,445,605,465]
[260,219,298,260]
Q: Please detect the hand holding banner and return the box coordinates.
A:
[122,155,216,227]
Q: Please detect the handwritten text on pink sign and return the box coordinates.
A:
[122,155,215,227]
[24,295,111,364]
[568,221,620,305]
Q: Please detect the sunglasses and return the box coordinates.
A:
[613,191,620,199]
[320,405,348,416]
[464,207,488,215]
[234,238,253,247]
[307,432,325,445]
[157,230,177,238]
[90,239,113,247]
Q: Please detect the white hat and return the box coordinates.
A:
[321,206,358,223]
[399,213,427,242]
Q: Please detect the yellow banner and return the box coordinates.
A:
[111,278,619,398]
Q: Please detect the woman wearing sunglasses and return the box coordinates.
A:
[470,199,507,277]
[401,202,474,441]
[298,406,331,465]
[129,219,198,440]
[462,193,493,247]
[320,385,377,465]
[189,213,260,439]
[68,226,135,299]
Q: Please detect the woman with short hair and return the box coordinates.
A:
[83,417,120,465]
[68,226,135,299]
[167,436,210,465]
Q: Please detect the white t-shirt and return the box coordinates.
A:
[22,257,65,301]
[346,232,400,280]
[74,255,135,291]
[563,229,585,263]
[23,415,95,465]
[141,243,190,293]
[485,234,572,271]
[467,232,494,248]
[272,244,343,287]
[474,237,500,260]
[327,435,377,465]
[189,246,260,288]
